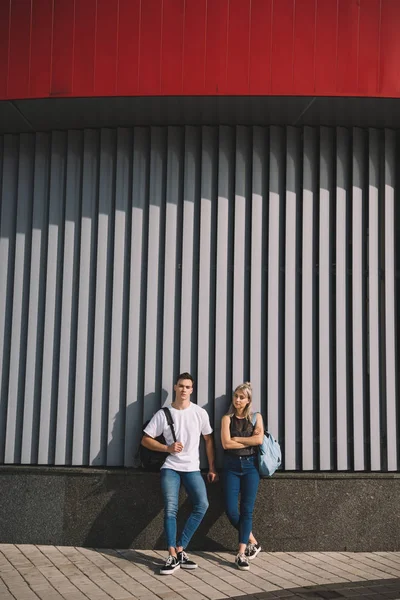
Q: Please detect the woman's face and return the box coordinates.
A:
[232,390,250,411]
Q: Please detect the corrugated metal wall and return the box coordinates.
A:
[0,126,398,470]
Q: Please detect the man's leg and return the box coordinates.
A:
[160,468,181,554]
[177,471,209,550]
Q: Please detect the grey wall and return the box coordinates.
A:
[1,467,400,552]
[0,126,399,470]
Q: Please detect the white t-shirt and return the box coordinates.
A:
[143,403,213,472]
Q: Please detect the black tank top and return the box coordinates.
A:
[226,414,256,456]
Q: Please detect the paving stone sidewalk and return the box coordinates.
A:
[1,545,400,600]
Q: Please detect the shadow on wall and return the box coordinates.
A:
[81,390,231,549]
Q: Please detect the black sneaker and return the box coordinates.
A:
[160,555,180,575]
[235,553,250,571]
[177,550,198,570]
[245,543,261,560]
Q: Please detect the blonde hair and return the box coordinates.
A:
[226,382,253,421]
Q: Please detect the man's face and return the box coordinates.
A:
[174,379,193,401]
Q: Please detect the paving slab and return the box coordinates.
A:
[1,547,400,600]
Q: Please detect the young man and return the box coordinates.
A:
[142,372,218,575]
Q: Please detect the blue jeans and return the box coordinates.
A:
[223,454,260,545]
[160,469,209,550]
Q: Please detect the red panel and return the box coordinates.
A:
[8,0,31,99]
[358,0,380,96]
[204,0,229,95]
[161,0,184,95]
[51,0,74,96]
[183,0,207,95]
[95,0,119,96]
[249,0,272,95]
[314,0,338,95]
[0,0,10,98]
[379,0,400,97]
[116,0,141,96]
[226,0,251,95]
[293,0,316,95]
[139,0,163,95]
[271,0,294,95]
[336,0,360,94]
[30,0,53,98]
[3,0,400,99]
[73,0,96,96]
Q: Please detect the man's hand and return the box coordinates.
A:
[167,441,184,453]
[207,470,219,483]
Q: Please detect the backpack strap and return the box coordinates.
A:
[252,411,267,433]
[162,407,177,443]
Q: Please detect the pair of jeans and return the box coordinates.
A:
[223,454,260,544]
[160,468,209,550]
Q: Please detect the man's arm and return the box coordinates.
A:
[141,434,183,454]
[203,433,218,482]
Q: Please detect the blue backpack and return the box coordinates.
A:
[251,412,282,477]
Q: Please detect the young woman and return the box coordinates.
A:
[221,382,264,570]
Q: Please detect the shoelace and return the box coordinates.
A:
[237,553,249,562]
[180,551,188,561]
[166,555,176,565]
[247,543,256,552]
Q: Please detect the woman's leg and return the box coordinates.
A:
[239,458,260,546]
[178,471,209,550]
[160,468,181,554]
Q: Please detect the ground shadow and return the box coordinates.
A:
[95,550,400,599]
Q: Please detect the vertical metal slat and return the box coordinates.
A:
[352,128,365,471]
[6,134,34,464]
[108,128,131,466]
[72,129,99,466]
[214,125,234,460]
[368,128,381,471]
[319,127,333,470]
[250,127,267,413]
[125,127,149,466]
[55,130,82,465]
[284,127,300,470]
[384,129,397,471]
[267,127,283,441]
[22,133,50,464]
[90,128,116,465]
[38,131,67,465]
[336,127,350,471]
[302,127,317,470]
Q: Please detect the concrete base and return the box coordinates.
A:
[1,467,399,551]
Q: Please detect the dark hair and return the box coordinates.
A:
[175,372,194,385]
